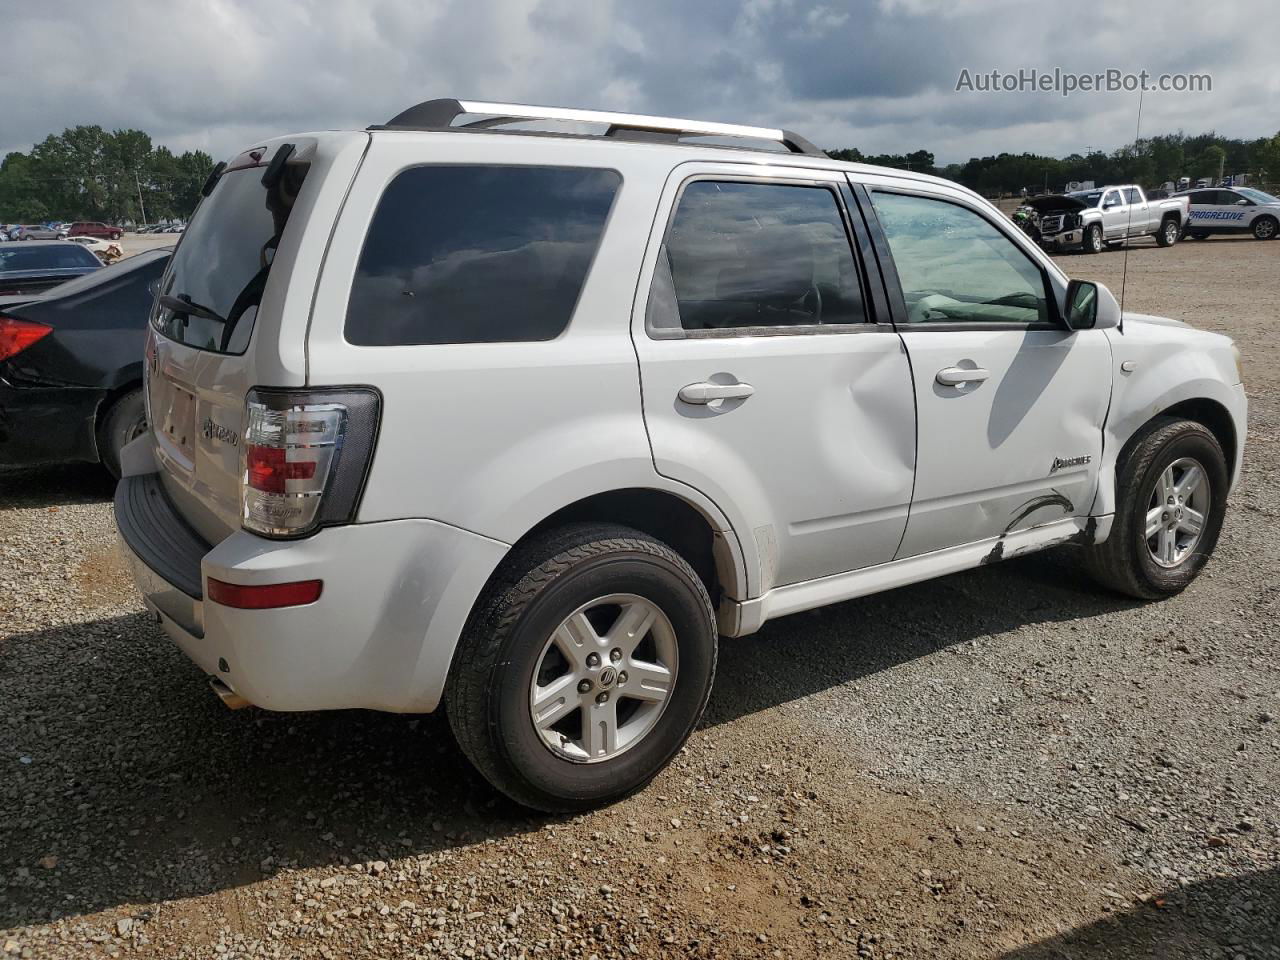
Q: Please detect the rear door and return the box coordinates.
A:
[1124,187,1151,235]
[632,165,916,592]
[858,182,1111,557]
[145,134,368,544]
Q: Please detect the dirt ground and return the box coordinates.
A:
[1,233,1277,959]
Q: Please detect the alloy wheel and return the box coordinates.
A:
[1146,457,1210,567]
[529,593,678,763]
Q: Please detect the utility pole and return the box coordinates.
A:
[134,170,148,226]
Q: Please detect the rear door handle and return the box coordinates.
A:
[936,366,990,386]
[678,381,755,404]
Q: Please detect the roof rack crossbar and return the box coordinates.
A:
[379,99,825,156]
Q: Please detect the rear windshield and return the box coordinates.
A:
[0,245,100,271]
[153,160,307,354]
[344,165,620,345]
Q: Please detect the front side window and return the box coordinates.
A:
[870,191,1050,325]
[648,180,865,335]
[345,165,620,346]
[1238,187,1278,204]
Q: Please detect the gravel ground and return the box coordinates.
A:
[1,235,1277,959]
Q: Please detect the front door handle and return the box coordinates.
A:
[936,366,990,386]
[678,381,755,404]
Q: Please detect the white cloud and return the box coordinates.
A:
[1,0,1276,164]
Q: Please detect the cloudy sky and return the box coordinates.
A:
[4,0,1277,164]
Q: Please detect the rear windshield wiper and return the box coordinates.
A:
[159,293,226,325]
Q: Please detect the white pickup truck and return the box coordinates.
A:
[114,100,1246,812]
[1025,185,1190,253]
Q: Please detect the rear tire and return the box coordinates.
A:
[1253,216,1278,240]
[446,522,717,812]
[1084,418,1228,600]
[1084,224,1105,254]
[1156,217,1180,247]
[97,389,146,479]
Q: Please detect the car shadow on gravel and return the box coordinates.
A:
[1000,866,1280,959]
[1,548,1137,931]
[0,463,115,509]
[0,612,545,930]
[705,546,1141,727]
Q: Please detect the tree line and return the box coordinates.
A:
[4,123,1279,224]
[829,129,1280,196]
[0,126,213,224]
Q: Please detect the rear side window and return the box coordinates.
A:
[648,180,865,335]
[0,244,99,270]
[345,166,620,346]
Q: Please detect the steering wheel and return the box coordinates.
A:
[799,283,824,324]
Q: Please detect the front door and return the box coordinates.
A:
[862,186,1112,558]
[1100,189,1129,238]
[632,169,917,592]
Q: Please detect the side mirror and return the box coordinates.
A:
[1236,198,1251,205]
[1064,279,1121,330]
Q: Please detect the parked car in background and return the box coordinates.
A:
[1022,185,1189,252]
[115,101,1245,813]
[1177,186,1280,240]
[68,221,123,240]
[18,223,69,240]
[0,240,102,295]
[65,235,124,262]
[0,248,171,475]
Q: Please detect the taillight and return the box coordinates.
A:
[240,387,380,538]
[0,315,53,362]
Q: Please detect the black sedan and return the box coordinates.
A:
[0,248,171,476]
[0,240,102,296]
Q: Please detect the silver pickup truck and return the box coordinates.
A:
[1023,185,1190,253]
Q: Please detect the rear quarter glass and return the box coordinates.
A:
[344,165,620,346]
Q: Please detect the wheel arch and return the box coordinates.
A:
[508,486,749,607]
[92,377,144,460]
[1158,397,1237,484]
[1097,393,1240,522]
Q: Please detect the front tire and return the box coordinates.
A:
[1084,417,1228,599]
[1084,224,1105,254]
[1253,216,1278,240]
[446,523,717,812]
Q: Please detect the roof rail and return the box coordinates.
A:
[376,98,826,157]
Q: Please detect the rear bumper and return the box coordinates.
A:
[115,472,509,713]
[0,379,102,466]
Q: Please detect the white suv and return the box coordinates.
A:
[116,99,1247,811]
